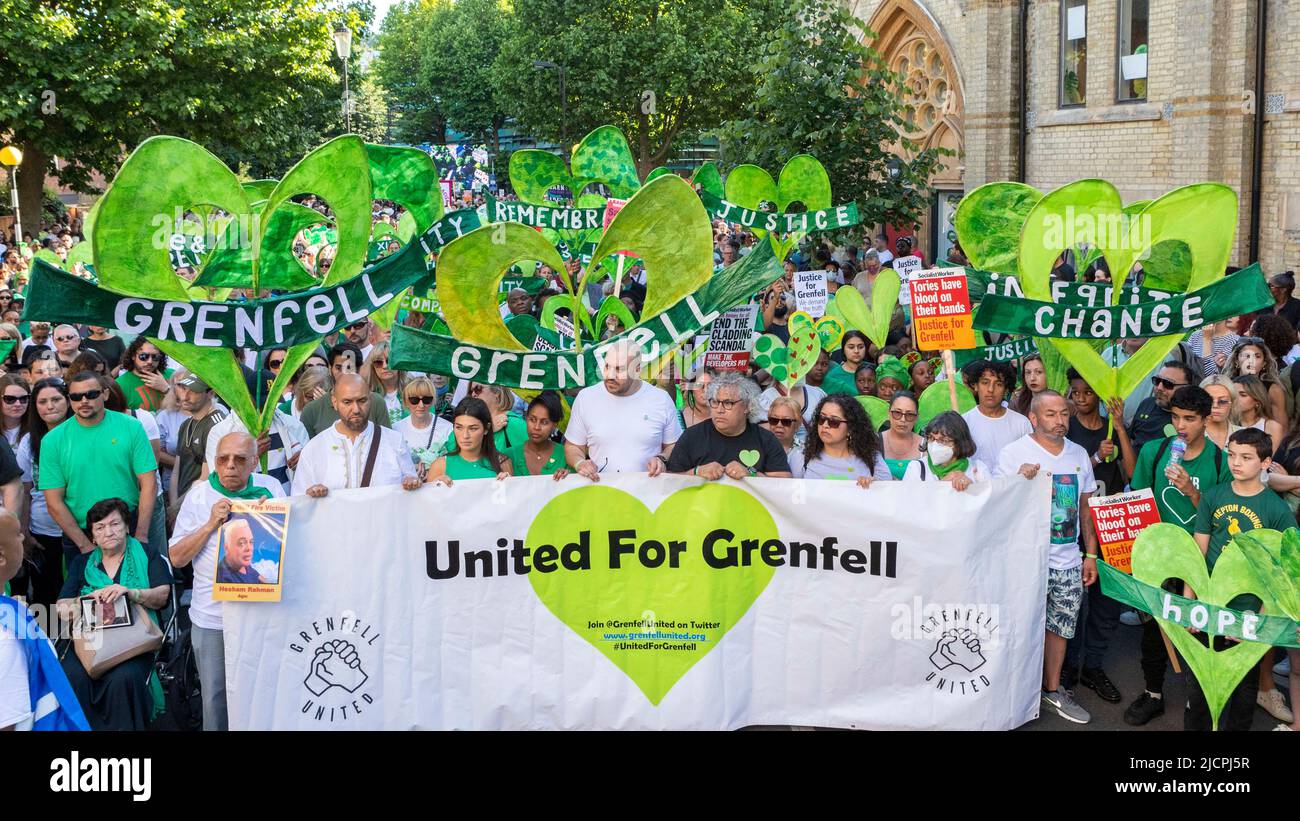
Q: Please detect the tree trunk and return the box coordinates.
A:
[16,142,48,241]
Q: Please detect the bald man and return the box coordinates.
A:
[291,373,421,497]
[216,520,261,584]
[169,431,285,731]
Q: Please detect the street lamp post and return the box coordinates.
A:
[0,146,24,243]
[333,26,354,133]
[532,60,567,157]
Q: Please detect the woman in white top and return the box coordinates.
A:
[393,376,453,476]
[0,373,29,447]
[14,376,70,609]
[152,371,188,500]
[361,341,408,427]
[760,395,803,460]
[788,395,891,486]
[1200,374,1240,451]
[902,410,991,490]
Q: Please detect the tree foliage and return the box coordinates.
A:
[374,0,450,146]
[719,0,948,232]
[492,0,775,176]
[0,0,367,231]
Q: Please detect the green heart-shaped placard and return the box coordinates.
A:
[724,155,831,260]
[831,270,900,349]
[1131,523,1278,730]
[738,450,760,468]
[814,316,845,351]
[752,334,790,383]
[1017,180,1237,402]
[915,380,975,433]
[526,484,777,704]
[787,310,815,336]
[857,395,889,431]
[786,325,821,390]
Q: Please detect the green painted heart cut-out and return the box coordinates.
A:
[526,484,778,704]
[1131,523,1279,730]
[831,271,900,350]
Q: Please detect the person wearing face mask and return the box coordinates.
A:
[902,411,989,489]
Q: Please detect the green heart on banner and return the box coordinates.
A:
[723,155,831,260]
[752,334,791,383]
[526,484,778,704]
[1232,528,1300,620]
[1012,180,1237,402]
[1131,523,1278,730]
[831,271,900,350]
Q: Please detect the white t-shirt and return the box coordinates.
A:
[291,422,417,494]
[204,410,309,493]
[997,434,1097,570]
[170,473,285,631]
[16,434,58,536]
[902,457,992,483]
[394,415,453,467]
[564,382,683,474]
[132,409,164,495]
[0,605,32,729]
[2,426,18,447]
[962,405,1032,475]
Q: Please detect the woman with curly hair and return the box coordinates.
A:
[788,395,891,486]
[116,336,173,412]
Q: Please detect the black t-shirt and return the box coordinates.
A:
[1128,397,1172,452]
[766,321,790,345]
[667,420,790,474]
[1067,416,1122,496]
[80,334,126,370]
[1277,298,1300,331]
[176,408,226,496]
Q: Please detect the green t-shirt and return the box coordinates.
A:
[37,411,159,527]
[504,440,565,476]
[444,453,499,480]
[1130,435,1231,533]
[116,368,175,412]
[1194,481,1293,610]
[821,366,859,397]
[1194,482,1295,569]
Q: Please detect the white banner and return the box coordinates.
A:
[225,475,1050,730]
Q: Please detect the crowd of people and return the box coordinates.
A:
[1,208,1298,734]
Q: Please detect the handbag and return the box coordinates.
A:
[72,601,163,680]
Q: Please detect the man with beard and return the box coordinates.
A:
[292,374,421,497]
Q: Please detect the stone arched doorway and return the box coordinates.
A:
[856,0,965,263]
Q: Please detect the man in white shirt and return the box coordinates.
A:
[204,407,309,493]
[292,374,421,497]
[168,432,285,731]
[998,390,1099,725]
[961,359,1032,474]
[872,234,894,266]
[565,339,682,479]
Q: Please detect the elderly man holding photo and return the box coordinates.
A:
[169,432,285,731]
[668,372,791,479]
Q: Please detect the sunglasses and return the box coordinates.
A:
[408,395,435,405]
[815,415,847,429]
[68,389,102,402]
[55,335,78,342]
[374,358,387,368]
[2,394,28,405]
[766,417,797,428]
[136,352,162,362]
[267,358,285,369]
[1150,376,1186,390]
[890,409,919,421]
[347,321,368,330]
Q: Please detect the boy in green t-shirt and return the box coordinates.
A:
[1124,385,1232,727]
[1187,427,1293,731]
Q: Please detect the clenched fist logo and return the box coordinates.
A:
[928,628,986,673]
[303,639,369,696]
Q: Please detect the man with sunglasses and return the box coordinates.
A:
[50,325,81,369]
[343,319,374,362]
[1126,361,1196,454]
[667,372,791,479]
[38,371,158,556]
[204,396,308,495]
